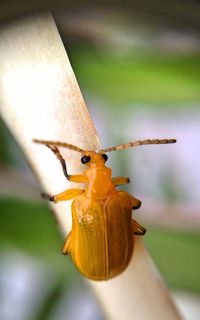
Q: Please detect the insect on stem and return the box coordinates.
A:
[33,135,177,281]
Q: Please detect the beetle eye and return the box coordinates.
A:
[102,154,108,162]
[81,155,91,164]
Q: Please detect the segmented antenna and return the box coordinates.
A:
[33,139,84,153]
[99,138,176,153]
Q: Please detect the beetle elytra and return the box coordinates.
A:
[34,138,176,280]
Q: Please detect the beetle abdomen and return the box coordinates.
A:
[70,191,133,280]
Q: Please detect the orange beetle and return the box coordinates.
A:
[34,138,176,280]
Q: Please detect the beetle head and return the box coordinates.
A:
[81,151,108,167]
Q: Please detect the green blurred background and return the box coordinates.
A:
[0,1,200,319]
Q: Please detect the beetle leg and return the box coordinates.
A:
[130,195,142,210]
[46,144,70,179]
[46,144,88,183]
[112,176,130,186]
[44,188,84,202]
[62,231,71,255]
[132,219,146,235]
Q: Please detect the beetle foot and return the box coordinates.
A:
[132,219,146,236]
[132,199,142,210]
[41,192,55,202]
[62,249,69,255]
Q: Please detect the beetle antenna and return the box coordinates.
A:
[99,138,177,153]
[33,139,84,153]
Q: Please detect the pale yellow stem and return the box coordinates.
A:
[0,13,182,320]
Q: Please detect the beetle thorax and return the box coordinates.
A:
[84,166,116,199]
